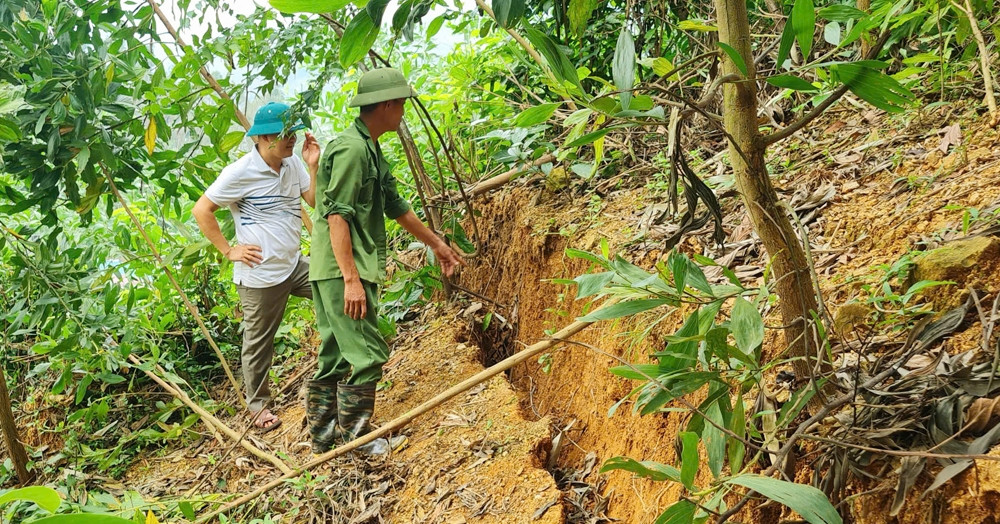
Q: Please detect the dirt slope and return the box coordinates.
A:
[447,105,1000,523]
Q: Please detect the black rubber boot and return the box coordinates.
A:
[337,382,406,455]
[306,377,341,453]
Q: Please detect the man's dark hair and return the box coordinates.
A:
[360,102,380,114]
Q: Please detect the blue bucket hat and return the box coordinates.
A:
[246,102,306,137]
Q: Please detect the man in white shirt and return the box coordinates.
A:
[193,102,319,432]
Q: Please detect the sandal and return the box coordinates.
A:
[251,408,283,433]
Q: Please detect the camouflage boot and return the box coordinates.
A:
[337,382,406,455]
[306,377,341,453]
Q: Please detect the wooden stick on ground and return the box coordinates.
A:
[128,355,294,475]
[432,154,557,204]
[195,301,616,522]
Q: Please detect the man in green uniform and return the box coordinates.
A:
[308,68,465,455]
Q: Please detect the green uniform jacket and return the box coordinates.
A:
[309,118,411,284]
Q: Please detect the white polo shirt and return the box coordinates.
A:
[205,146,310,288]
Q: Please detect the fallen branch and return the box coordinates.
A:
[432,154,556,204]
[195,300,617,522]
[128,355,294,476]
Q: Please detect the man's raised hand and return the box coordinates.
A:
[302,132,320,171]
[226,244,263,268]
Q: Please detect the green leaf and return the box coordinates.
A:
[573,271,615,298]
[677,20,717,32]
[730,297,763,355]
[638,57,677,80]
[218,131,244,154]
[568,0,598,39]
[670,251,687,295]
[679,431,699,490]
[365,0,390,23]
[564,127,613,148]
[426,14,446,39]
[717,42,748,77]
[0,116,23,141]
[609,363,661,380]
[179,501,196,520]
[600,456,681,482]
[0,486,61,513]
[791,0,816,60]
[613,26,636,110]
[833,62,913,113]
[268,0,353,13]
[514,103,560,127]
[729,394,747,473]
[655,499,696,524]
[726,475,842,524]
[903,279,954,298]
[578,299,669,322]
[776,16,797,69]
[817,5,866,22]
[565,247,609,267]
[96,372,126,384]
[491,0,525,28]
[823,22,841,46]
[766,74,818,91]
[30,516,136,524]
[703,400,725,478]
[523,25,584,92]
[340,10,380,68]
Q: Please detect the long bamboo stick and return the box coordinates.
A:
[128,355,294,475]
[195,303,613,522]
[432,154,556,204]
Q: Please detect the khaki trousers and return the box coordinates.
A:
[236,256,311,412]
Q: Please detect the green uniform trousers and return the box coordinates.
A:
[311,277,388,385]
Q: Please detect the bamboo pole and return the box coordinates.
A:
[195,302,614,522]
[128,355,294,475]
[432,154,556,204]
[0,366,33,485]
[146,0,314,233]
[952,0,998,125]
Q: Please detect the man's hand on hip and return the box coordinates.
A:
[227,244,263,267]
[344,279,368,320]
[433,243,467,277]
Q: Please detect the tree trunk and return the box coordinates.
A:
[858,0,871,57]
[0,366,33,485]
[714,0,826,386]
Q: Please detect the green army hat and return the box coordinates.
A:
[348,68,417,108]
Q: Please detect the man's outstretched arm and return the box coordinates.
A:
[394,210,466,277]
